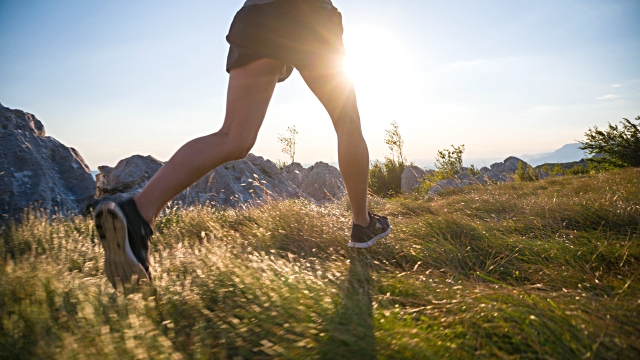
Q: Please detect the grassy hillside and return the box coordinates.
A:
[1,169,639,359]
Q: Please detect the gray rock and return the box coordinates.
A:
[490,156,529,175]
[401,165,427,194]
[0,104,95,219]
[460,179,476,186]
[483,170,509,183]
[96,155,163,199]
[474,174,489,185]
[284,161,345,202]
[182,154,308,207]
[457,171,472,181]
[427,179,461,196]
[479,166,491,175]
[94,154,311,209]
[282,162,305,186]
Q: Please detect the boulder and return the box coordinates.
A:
[0,104,96,219]
[401,165,427,194]
[456,171,472,181]
[282,162,305,186]
[474,174,489,185]
[283,161,345,202]
[182,154,308,207]
[460,179,477,186]
[483,170,509,183]
[490,156,529,175]
[427,179,461,196]
[95,154,308,208]
[96,155,163,199]
[479,166,491,175]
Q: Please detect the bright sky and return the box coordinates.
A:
[1,0,639,169]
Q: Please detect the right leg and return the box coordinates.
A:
[134,58,285,226]
[300,66,390,248]
[299,67,371,227]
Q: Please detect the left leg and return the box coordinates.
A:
[135,58,285,226]
[94,58,284,289]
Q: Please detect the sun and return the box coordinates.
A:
[343,25,405,84]
[341,24,420,115]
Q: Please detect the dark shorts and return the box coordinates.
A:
[226,0,346,82]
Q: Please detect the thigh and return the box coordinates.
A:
[220,58,285,142]
[299,67,362,134]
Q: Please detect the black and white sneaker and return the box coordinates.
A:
[94,199,153,289]
[348,211,391,248]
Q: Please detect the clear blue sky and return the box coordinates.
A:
[1,0,639,169]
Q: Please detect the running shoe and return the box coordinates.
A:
[348,211,391,248]
[94,199,153,289]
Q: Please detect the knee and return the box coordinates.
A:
[215,129,256,161]
[334,119,364,140]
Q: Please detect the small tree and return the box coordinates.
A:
[277,125,298,164]
[515,161,538,182]
[412,144,468,195]
[369,121,406,197]
[434,144,465,180]
[580,116,640,168]
[385,120,405,164]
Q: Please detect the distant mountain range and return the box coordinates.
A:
[519,143,587,166]
[411,143,588,169]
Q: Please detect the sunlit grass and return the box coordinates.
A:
[1,168,639,359]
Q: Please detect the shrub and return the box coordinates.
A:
[434,144,465,180]
[369,121,406,197]
[467,164,481,177]
[516,161,538,182]
[580,116,640,168]
[274,160,287,170]
[566,164,590,175]
[369,158,405,197]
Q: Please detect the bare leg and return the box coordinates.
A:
[134,58,285,226]
[299,68,370,227]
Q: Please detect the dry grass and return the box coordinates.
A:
[1,168,639,359]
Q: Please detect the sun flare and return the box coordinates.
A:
[343,25,404,84]
[341,24,420,116]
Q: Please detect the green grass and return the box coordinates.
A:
[1,168,639,359]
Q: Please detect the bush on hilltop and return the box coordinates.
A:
[581,115,640,168]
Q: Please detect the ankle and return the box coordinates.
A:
[134,197,155,228]
[353,212,370,227]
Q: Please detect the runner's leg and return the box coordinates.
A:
[134,58,285,226]
[299,67,370,227]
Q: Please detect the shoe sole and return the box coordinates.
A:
[347,226,392,249]
[94,202,149,289]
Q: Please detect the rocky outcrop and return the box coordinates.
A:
[282,162,305,186]
[283,161,345,202]
[456,171,473,181]
[0,104,96,219]
[489,156,525,175]
[94,153,308,208]
[425,157,538,196]
[94,155,164,204]
[402,166,426,194]
[180,154,308,207]
[427,179,462,196]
